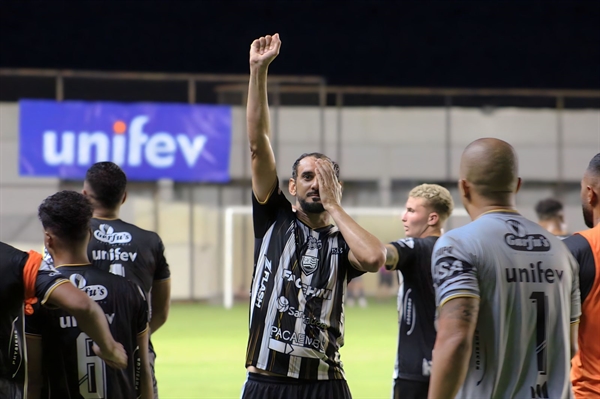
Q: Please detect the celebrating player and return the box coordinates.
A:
[429,138,580,398]
[241,33,386,399]
[385,184,453,399]
[26,191,152,399]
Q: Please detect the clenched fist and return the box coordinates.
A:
[249,33,281,71]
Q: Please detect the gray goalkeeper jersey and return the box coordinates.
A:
[432,210,580,399]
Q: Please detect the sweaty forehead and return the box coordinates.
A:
[297,157,319,174]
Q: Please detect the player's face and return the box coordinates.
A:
[581,173,594,228]
[402,196,432,238]
[293,157,325,214]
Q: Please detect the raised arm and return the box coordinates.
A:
[247,33,281,201]
[315,159,386,272]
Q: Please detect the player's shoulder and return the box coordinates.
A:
[0,241,29,268]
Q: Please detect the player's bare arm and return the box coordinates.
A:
[316,159,385,272]
[428,296,480,399]
[570,322,579,359]
[25,335,43,399]
[47,282,127,369]
[384,244,399,267]
[137,327,153,399]
[247,33,281,202]
[149,278,171,334]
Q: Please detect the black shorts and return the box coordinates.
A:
[242,372,352,399]
[393,378,429,399]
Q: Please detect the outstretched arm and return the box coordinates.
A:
[315,159,385,272]
[47,282,127,369]
[428,296,479,399]
[247,33,281,201]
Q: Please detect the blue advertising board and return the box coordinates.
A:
[19,100,232,182]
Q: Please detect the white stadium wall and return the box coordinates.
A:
[1,102,598,300]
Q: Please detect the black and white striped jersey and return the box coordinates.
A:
[246,184,363,380]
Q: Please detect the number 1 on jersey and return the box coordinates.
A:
[530,291,548,375]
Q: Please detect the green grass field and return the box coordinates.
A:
[152,300,398,399]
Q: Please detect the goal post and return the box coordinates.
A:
[223,206,470,309]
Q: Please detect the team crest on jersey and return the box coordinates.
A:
[301,255,319,275]
[307,236,322,250]
[69,274,108,301]
[94,224,132,244]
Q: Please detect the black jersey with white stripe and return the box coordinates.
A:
[26,265,148,399]
[0,242,67,399]
[387,236,438,382]
[246,184,363,380]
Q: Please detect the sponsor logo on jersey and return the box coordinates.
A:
[69,274,108,301]
[9,320,23,377]
[504,219,551,252]
[433,257,474,286]
[300,255,319,275]
[276,297,327,330]
[94,224,132,244]
[331,247,344,255]
[504,261,564,284]
[254,257,272,309]
[282,269,332,299]
[92,248,138,262]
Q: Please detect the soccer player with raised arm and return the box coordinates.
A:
[384,184,453,399]
[43,161,171,398]
[564,152,600,398]
[0,241,127,399]
[429,138,580,399]
[241,33,386,399]
[26,191,152,399]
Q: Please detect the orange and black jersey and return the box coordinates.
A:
[26,264,148,399]
[386,236,438,382]
[0,242,67,399]
[564,225,600,398]
[246,183,363,380]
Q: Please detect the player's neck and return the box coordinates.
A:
[540,220,567,236]
[294,207,330,229]
[52,249,90,267]
[93,207,120,220]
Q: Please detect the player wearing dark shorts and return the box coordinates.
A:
[241,33,386,399]
[26,190,151,399]
[43,161,171,398]
[0,241,126,399]
[384,184,454,399]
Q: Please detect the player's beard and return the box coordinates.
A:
[582,203,594,228]
[299,196,325,214]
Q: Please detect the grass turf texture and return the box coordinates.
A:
[152,300,398,398]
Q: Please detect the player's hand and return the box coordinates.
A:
[249,33,281,71]
[93,342,127,369]
[315,159,342,210]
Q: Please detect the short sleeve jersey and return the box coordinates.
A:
[26,265,148,399]
[0,242,67,399]
[387,236,438,381]
[432,211,580,399]
[245,183,363,380]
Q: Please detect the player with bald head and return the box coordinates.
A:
[429,138,581,399]
[564,153,600,398]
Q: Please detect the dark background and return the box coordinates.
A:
[1,0,599,89]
